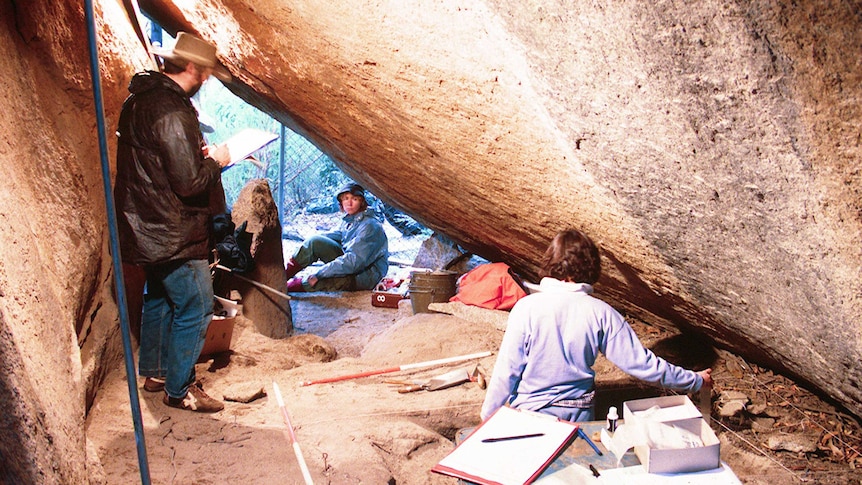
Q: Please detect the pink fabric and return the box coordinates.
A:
[449,262,527,310]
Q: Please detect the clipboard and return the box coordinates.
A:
[431,406,579,485]
[221,128,278,167]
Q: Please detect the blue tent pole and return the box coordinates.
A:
[83,2,151,483]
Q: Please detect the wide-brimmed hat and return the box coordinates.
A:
[152,32,231,82]
[336,183,366,202]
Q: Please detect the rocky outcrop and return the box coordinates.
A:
[139,0,861,417]
[0,0,860,482]
[0,1,147,481]
[219,179,292,338]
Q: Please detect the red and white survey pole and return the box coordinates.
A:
[273,382,314,485]
[298,351,493,387]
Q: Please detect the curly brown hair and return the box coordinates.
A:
[541,229,601,284]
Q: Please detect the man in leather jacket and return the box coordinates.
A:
[114,33,231,413]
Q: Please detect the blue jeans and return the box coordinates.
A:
[538,405,595,423]
[138,259,213,399]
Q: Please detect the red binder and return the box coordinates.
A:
[431,406,578,484]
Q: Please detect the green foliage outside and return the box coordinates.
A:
[193,78,429,262]
[140,27,430,263]
[195,80,348,216]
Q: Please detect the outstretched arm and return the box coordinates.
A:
[602,316,705,393]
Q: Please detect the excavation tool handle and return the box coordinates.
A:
[299,351,492,386]
[215,264,291,300]
[397,384,426,393]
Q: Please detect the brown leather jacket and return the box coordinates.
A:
[114,71,224,265]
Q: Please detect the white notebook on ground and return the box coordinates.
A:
[432,406,578,485]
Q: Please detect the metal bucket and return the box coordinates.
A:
[408,270,458,314]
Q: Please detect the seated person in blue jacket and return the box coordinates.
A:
[481,228,712,422]
[285,183,389,292]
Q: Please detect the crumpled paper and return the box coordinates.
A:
[601,420,704,465]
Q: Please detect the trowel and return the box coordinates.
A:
[395,366,473,393]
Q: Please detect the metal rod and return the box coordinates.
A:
[299,351,493,386]
[85,1,151,482]
[278,124,286,229]
[215,264,291,300]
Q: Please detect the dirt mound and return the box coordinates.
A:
[85,291,860,484]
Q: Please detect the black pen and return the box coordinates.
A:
[589,464,601,477]
[481,433,545,443]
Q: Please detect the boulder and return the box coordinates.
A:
[0,0,147,481]
[138,0,862,418]
[223,179,293,338]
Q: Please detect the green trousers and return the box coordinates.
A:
[293,235,357,291]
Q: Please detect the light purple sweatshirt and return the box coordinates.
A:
[481,278,703,420]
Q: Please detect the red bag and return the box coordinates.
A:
[449,262,528,310]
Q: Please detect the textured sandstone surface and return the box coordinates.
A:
[0,0,860,482]
[0,1,145,482]
[140,0,861,412]
[219,179,292,338]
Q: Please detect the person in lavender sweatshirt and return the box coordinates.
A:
[481,229,712,422]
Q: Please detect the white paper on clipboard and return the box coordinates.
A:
[432,406,578,484]
[222,128,278,167]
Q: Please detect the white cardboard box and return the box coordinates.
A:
[623,395,720,474]
[623,394,703,421]
[201,297,238,356]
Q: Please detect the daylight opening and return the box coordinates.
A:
[149,28,432,275]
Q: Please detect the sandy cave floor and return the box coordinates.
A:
[85,290,862,484]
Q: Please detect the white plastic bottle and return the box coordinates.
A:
[606,406,619,432]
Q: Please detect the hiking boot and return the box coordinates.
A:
[163,385,224,413]
[143,377,165,392]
